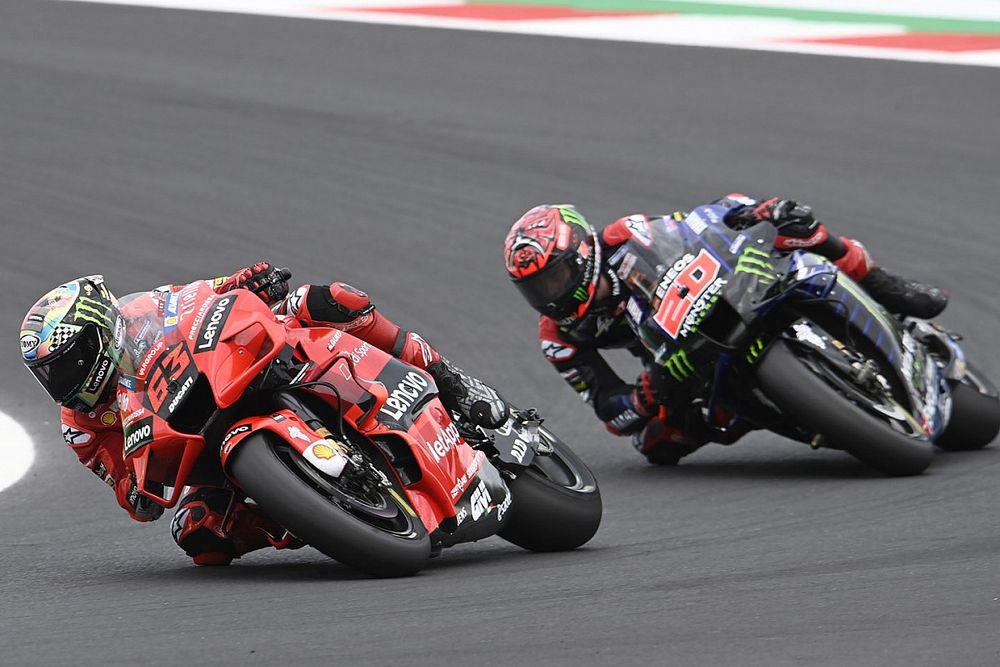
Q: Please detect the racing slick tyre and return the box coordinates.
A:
[935,366,1000,451]
[230,431,430,577]
[498,433,602,552]
[757,340,933,477]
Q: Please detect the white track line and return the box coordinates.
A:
[0,411,35,494]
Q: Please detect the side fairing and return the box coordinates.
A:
[288,326,510,535]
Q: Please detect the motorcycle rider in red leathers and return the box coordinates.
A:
[20,264,507,565]
[503,195,948,466]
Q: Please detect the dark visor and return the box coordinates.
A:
[26,325,103,403]
[512,254,585,319]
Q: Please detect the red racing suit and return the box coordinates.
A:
[538,194,874,458]
[60,276,441,561]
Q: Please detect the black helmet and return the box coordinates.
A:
[20,276,119,411]
[504,205,601,324]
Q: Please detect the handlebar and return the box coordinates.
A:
[261,267,292,304]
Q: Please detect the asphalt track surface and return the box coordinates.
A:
[1,2,999,664]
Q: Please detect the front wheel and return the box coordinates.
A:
[498,431,602,551]
[757,340,933,476]
[230,431,430,577]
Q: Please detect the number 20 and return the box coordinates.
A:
[653,250,721,338]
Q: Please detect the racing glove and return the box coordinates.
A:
[725,197,816,231]
[117,474,165,522]
[215,261,289,305]
[67,430,164,522]
[632,370,661,417]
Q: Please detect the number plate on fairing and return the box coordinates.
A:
[486,415,542,469]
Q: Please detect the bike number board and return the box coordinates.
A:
[652,249,723,339]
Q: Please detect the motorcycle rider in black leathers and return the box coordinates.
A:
[503,194,948,465]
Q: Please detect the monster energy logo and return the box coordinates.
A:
[573,286,588,302]
[73,297,113,327]
[662,349,695,382]
[746,337,765,364]
[559,207,590,231]
[735,247,775,281]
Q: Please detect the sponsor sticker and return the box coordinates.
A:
[616,252,638,281]
[470,480,493,521]
[122,407,147,428]
[164,293,180,331]
[426,422,460,463]
[194,295,235,353]
[326,329,344,351]
[449,451,484,499]
[287,426,312,443]
[287,286,306,316]
[379,370,430,421]
[624,215,653,247]
[112,316,126,351]
[19,333,41,360]
[496,490,512,521]
[541,339,576,362]
[728,234,747,254]
[123,417,154,455]
[166,375,195,414]
[61,424,92,446]
[349,341,371,363]
[311,442,338,460]
[685,213,708,235]
[83,357,113,395]
[222,423,251,446]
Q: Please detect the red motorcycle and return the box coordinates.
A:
[112,275,601,576]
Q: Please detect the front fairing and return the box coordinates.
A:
[113,284,289,504]
[618,206,781,375]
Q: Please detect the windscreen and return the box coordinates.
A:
[617,216,693,303]
[111,291,171,377]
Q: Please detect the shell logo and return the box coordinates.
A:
[101,411,117,426]
[312,442,337,460]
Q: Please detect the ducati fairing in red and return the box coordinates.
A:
[112,278,601,576]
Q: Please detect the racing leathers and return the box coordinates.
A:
[60,264,507,564]
[538,194,948,465]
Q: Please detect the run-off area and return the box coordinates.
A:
[0,411,35,493]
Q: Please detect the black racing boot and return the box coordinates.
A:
[427,359,510,430]
[860,267,949,319]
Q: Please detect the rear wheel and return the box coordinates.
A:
[230,431,430,577]
[936,365,1000,451]
[757,340,933,476]
[498,432,602,551]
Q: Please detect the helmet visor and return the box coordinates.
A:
[513,254,585,320]
[26,324,103,403]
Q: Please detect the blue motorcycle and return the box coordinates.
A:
[619,205,1000,475]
